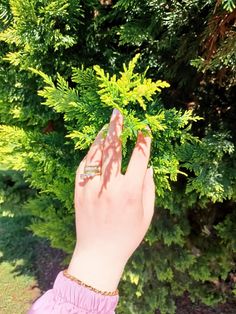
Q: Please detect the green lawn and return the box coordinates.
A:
[0,260,40,314]
[0,168,65,313]
[0,210,41,314]
[0,207,66,314]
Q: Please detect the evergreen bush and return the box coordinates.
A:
[0,1,235,313]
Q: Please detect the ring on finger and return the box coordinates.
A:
[80,164,101,179]
[79,173,100,179]
[84,165,101,174]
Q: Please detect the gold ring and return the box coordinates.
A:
[84,165,101,169]
[80,164,101,179]
[84,165,101,174]
[79,173,100,179]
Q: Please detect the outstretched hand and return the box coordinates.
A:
[68,109,155,292]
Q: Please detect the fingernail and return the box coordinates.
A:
[112,108,120,116]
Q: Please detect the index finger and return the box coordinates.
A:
[101,109,123,179]
[125,129,152,187]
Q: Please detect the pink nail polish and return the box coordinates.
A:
[112,108,120,116]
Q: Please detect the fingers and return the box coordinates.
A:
[142,167,155,229]
[85,127,105,169]
[76,156,87,184]
[74,126,105,203]
[102,109,123,179]
[75,156,87,205]
[126,129,152,187]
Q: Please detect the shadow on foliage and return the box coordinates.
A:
[0,169,66,292]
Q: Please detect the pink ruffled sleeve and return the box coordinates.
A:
[28,271,119,314]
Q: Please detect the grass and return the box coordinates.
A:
[0,210,42,314]
[0,210,65,314]
[0,260,40,314]
[0,168,41,313]
[0,168,65,313]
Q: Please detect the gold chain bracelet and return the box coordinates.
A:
[63,269,119,296]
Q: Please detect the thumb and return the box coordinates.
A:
[142,167,155,230]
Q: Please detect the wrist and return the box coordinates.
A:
[67,244,127,292]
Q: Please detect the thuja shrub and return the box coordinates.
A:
[0,1,235,313]
[1,55,235,313]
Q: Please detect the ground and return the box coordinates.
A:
[0,211,235,314]
[0,212,65,314]
[0,261,40,314]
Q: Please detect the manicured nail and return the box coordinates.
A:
[112,108,120,116]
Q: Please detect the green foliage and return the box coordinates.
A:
[215,211,236,252]
[222,0,236,12]
[94,54,170,111]
[178,132,236,202]
[0,0,235,313]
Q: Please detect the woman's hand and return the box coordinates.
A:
[68,109,155,292]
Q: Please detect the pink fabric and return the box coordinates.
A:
[28,271,119,314]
